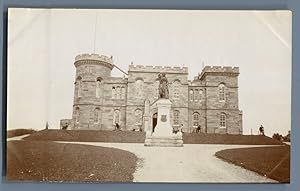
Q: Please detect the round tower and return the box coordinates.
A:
[72,53,114,130]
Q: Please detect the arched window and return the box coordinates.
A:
[194,89,199,102]
[173,81,180,99]
[220,113,226,128]
[199,89,203,101]
[76,76,82,98]
[219,83,225,101]
[193,112,200,127]
[135,109,143,125]
[112,87,116,99]
[189,89,194,102]
[75,107,80,123]
[96,78,101,98]
[136,79,144,98]
[173,110,180,125]
[113,110,120,125]
[94,108,100,124]
[121,87,125,99]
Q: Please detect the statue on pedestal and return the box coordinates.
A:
[158,73,169,99]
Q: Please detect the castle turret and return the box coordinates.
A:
[72,53,114,129]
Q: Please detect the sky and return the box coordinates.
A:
[7,9,291,136]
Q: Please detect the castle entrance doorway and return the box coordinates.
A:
[152,113,158,132]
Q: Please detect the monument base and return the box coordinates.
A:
[144,131,183,147]
[144,98,183,147]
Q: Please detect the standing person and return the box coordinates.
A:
[115,123,120,131]
[197,124,201,134]
[180,124,184,134]
[259,125,264,135]
[45,121,49,130]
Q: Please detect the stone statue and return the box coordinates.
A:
[158,73,169,99]
[144,99,150,115]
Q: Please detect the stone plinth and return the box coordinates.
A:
[144,98,183,147]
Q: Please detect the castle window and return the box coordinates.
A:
[121,87,125,99]
[219,83,225,101]
[113,109,120,125]
[173,110,179,125]
[194,89,199,102]
[135,109,143,125]
[189,89,194,101]
[76,76,82,98]
[136,79,144,98]
[94,108,100,124]
[199,89,203,101]
[220,113,226,128]
[112,87,116,99]
[75,107,80,123]
[116,86,121,99]
[96,79,101,98]
[193,112,199,127]
[173,81,180,99]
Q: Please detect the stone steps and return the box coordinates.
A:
[144,135,183,147]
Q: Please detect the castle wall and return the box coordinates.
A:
[199,66,242,134]
[188,109,206,133]
[171,107,189,132]
[63,54,243,134]
[206,109,242,134]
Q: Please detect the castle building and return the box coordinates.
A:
[60,53,243,134]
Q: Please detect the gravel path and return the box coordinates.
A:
[7,135,277,183]
[63,142,277,183]
[7,134,31,141]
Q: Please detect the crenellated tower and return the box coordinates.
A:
[197,66,242,134]
[72,53,114,129]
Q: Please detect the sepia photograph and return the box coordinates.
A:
[6,8,291,183]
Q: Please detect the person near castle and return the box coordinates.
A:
[259,124,264,135]
[179,124,184,133]
[196,124,201,133]
[115,122,120,131]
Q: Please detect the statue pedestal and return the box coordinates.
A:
[144,98,183,147]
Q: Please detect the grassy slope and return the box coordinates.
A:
[7,140,138,182]
[215,146,290,183]
[183,133,283,145]
[24,129,146,143]
[24,130,282,145]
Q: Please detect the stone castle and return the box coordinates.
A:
[60,53,243,134]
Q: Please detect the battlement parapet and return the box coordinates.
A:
[74,53,114,69]
[202,66,239,73]
[128,64,188,74]
[75,53,113,63]
[199,66,239,80]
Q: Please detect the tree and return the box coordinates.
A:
[272,133,283,142]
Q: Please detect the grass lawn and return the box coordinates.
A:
[215,145,290,183]
[24,130,282,145]
[24,129,145,143]
[7,140,138,182]
[183,133,283,145]
[7,129,37,138]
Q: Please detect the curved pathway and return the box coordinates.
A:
[61,142,277,183]
[7,135,277,183]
